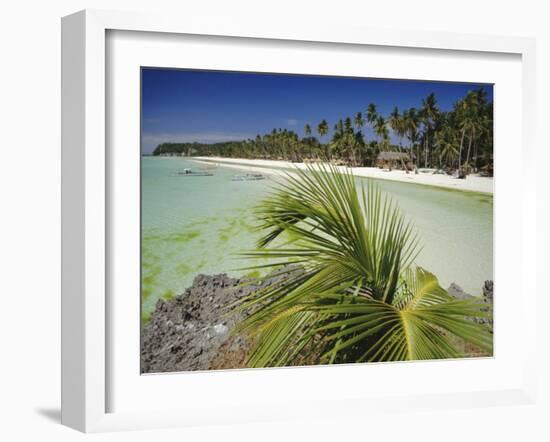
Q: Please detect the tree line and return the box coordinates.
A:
[152,88,493,176]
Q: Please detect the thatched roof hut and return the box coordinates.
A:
[375,151,412,171]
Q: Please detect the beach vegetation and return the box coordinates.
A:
[232,165,493,367]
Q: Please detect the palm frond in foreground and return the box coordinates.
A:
[233,164,493,367]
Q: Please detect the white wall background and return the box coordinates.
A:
[0,1,548,440]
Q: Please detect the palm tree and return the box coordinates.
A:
[389,107,400,142]
[389,107,409,172]
[317,119,329,159]
[375,118,390,170]
[455,94,480,176]
[403,108,419,171]
[434,125,458,169]
[452,100,467,176]
[344,117,352,133]
[329,120,345,162]
[233,165,492,367]
[471,88,491,170]
[374,115,388,144]
[354,112,364,132]
[366,103,377,126]
[254,134,265,159]
[354,112,366,165]
[303,124,313,159]
[463,89,489,173]
[420,93,439,168]
[366,103,378,145]
[343,117,357,166]
[354,130,366,166]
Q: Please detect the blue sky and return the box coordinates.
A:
[141,68,493,153]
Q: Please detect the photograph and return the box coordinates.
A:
[140,68,494,374]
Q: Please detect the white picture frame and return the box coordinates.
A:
[61,9,537,433]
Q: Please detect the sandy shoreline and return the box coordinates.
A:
[191,156,493,194]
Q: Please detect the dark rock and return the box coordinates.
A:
[483,280,494,305]
[482,280,494,327]
[141,268,295,373]
[448,280,494,328]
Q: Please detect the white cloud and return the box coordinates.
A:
[286,119,299,126]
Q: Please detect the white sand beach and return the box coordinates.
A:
[192,157,494,194]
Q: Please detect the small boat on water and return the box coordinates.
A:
[175,168,213,177]
[232,173,267,181]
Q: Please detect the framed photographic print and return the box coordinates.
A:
[139,68,495,375]
[61,9,537,432]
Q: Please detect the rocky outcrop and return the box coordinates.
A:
[447,280,494,327]
[482,280,493,304]
[140,270,293,373]
[141,274,249,373]
[482,280,494,327]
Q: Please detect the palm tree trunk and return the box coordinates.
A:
[465,129,474,175]
[473,140,478,171]
[416,142,420,172]
[424,132,429,167]
[457,127,466,174]
[424,134,429,168]
[396,138,408,173]
[407,135,414,165]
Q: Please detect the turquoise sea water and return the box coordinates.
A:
[141,157,493,321]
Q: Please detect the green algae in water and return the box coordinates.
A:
[163,289,175,300]
[195,259,207,271]
[142,287,152,302]
[176,262,192,276]
[169,230,201,243]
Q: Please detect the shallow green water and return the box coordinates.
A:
[141,157,493,321]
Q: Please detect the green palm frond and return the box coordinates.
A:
[233,164,492,367]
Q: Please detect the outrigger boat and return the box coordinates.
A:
[232,173,267,181]
[175,168,213,177]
